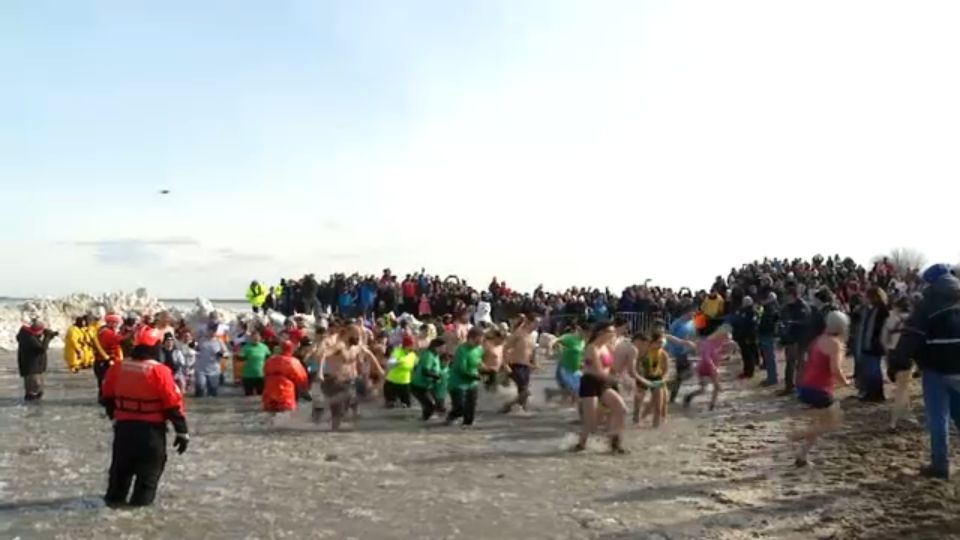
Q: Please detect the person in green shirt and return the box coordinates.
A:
[240,331,272,396]
[433,356,451,413]
[554,323,587,400]
[410,338,445,420]
[445,327,485,427]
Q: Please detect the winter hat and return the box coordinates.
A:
[922,263,952,284]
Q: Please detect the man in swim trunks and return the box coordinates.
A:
[611,318,639,398]
[481,329,506,392]
[499,314,541,414]
[315,325,377,430]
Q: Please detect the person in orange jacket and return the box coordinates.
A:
[100,326,189,508]
[262,340,309,413]
[95,313,125,395]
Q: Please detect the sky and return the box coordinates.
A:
[2,0,958,299]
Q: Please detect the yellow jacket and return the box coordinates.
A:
[701,296,725,319]
[63,326,86,371]
[246,284,267,307]
[385,350,418,385]
[86,322,109,363]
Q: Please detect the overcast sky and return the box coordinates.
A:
[2,0,958,298]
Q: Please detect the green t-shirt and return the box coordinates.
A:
[411,349,441,389]
[557,333,585,372]
[449,344,483,391]
[240,342,271,379]
[433,364,450,400]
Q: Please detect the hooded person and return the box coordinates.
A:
[64,317,88,373]
[95,313,125,394]
[888,263,960,479]
[85,313,109,369]
[262,340,309,413]
[246,280,267,313]
[17,317,57,401]
[100,326,189,507]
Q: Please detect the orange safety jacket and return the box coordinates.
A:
[262,354,308,412]
[101,359,185,424]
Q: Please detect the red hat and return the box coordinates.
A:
[402,334,415,348]
[281,340,295,355]
[134,326,162,347]
[105,314,122,325]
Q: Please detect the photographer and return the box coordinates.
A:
[16,316,58,401]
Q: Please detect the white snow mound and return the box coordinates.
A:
[0,290,242,352]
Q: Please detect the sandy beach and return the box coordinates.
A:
[2,352,958,540]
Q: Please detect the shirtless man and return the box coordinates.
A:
[315,325,378,430]
[443,310,472,357]
[499,314,541,414]
[481,329,507,392]
[611,318,639,399]
[611,332,649,425]
[351,321,384,411]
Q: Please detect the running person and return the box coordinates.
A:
[499,314,540,414]
[684,324,733,411]
[410,338,445,421]
[789,311,850,467]
[481,328,506,392]
[552,322,587,403]
[636,330,670,428]
[666,306,697,402]
[572,322,628,454]
[446,327,485,427]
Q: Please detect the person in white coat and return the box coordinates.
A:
[473,293,493,326]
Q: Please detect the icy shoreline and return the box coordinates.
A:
[0,289,241,351]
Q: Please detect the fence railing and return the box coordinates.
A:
[538,311,672,336]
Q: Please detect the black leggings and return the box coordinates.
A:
[384,381,412,408]
[242,377,265,396]
[447,387,479,426]
[411,385,438,420]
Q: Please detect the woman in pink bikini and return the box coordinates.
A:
[789,310,850,467]
[683,324,733,411]
[573,322,628,454]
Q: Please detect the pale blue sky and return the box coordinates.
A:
[3,1,959,298]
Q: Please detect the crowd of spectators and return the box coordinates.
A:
[247,254,929,336]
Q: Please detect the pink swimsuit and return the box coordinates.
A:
[600,350,614,369]
[696,337,724,378]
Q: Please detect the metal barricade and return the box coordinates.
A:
[615,311,672,335]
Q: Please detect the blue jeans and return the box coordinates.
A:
[922,371,960,473]
[856,354,884,398]
[195,370,220,397]
[759,336,777,384]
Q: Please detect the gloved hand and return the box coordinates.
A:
[173,434,189,455]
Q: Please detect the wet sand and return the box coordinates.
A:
[2,352,959,540]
